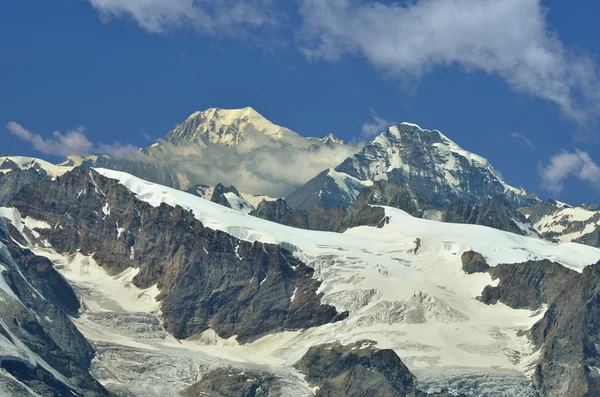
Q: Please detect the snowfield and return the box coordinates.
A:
[3,167,600,396]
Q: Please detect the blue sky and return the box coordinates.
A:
[1,0,599,204]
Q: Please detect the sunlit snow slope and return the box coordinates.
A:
[90,169,600,373]
[6,168,600,396]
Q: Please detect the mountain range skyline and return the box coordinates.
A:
[2,0,600,205]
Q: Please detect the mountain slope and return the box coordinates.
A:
[287,122,533,210]
[521,201,600,248]
[0,218,109,396]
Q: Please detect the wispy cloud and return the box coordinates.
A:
[539,150,600,196]
[6,122,141,159]
[83,1,600,128]
[509,132,535,150]
[299,0,600,126]
[361,108,396,138]
[151,131,360,197]
[86,0,280,35]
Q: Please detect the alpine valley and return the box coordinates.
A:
[1,108,600,397]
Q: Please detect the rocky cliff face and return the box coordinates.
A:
[474,258,600,396]
[0,219,109,396]
[528,262,600,397]
[287,123,532,210]
[210,183,254,212]
[0,168,48,207]
[9,167,346,342]
[478,260,577,310]
[295,340,461,397]
[443,198,538,236]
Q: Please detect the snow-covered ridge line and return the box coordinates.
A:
[0,156,73,178]
[94,168,600,271]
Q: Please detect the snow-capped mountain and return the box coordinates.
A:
[287,122,533,211]
[163,107,295,147]
[1,166,598,396]
[155,106,346,151]
[71,107,356,197]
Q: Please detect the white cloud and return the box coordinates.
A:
[361,108,396,138]
[87,0,279,34]
[153,132,360,197]
[509,132,535,150]
[84,0,600,127]
[540,150,600,195]
[6,122,141,159]
[299,0,600,125]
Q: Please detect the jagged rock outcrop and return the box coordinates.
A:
[9,167,346,342]
[443,198,537,236]
[209,183,253,212]
[295,340,461,397]
[461,251,489,274]
[0,220,109,396]
[253,180,430,232]
[529,262,600,397]
[295,340,418,397]
[478,260,577,310]
[184,368,276,397]
[251,199,309,229]
[0,168,48,206]
[251,198,386,233]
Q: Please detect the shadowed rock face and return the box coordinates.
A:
[0,168,48,206]
[210,183,242,208]
[528,262,600,397]
[250,198,386,233]
[9,167,346,342]
[294,340,462,397]
[252,180,429,233]
[443,198,537,236]
[0,221,110,396]
[475,258,600,396]
[461,251,489,274]
[184,368,276,397]
[478,260,578,311]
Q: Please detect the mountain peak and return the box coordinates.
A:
[165,107,295,146]
[320,133,344,145]
[288,122,531,210]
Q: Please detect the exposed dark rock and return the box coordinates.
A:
[295,340,462,397]
[0,158,20,171]
[254,180,430,232]
[0,219,110,396]
[574,229,600,248]
[528,261,600,397]
[9,167,346,342]
[209,183,252,211]
[478,260,577,310]
[184,368,275,397]
[295,340,418,397]
[443,198,537,236]
[185,183,212,198]
[286,169,331,211]
[0,168,48,206]
[354,180,431,218]
[461,251,489,274]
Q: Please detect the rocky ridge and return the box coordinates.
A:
[286,122,534,210]
[0,219,109,396]
[8,167,346,342]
